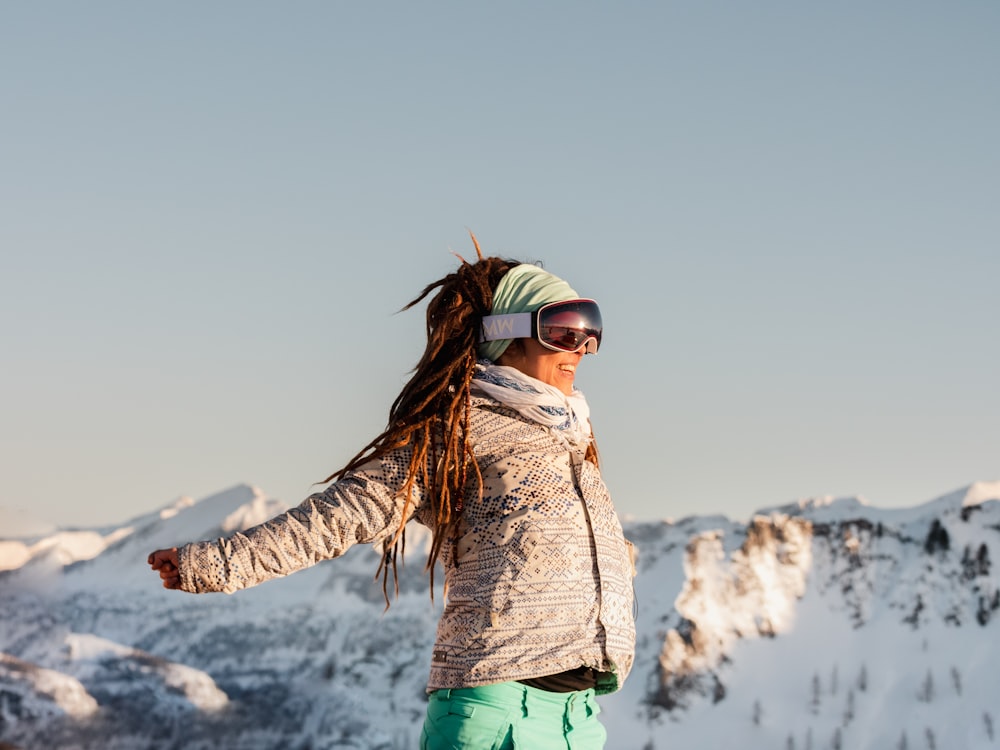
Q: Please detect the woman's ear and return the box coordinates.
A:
[496,339,525,367]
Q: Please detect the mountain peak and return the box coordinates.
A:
[958,480,1000,508]
[157,495,195,521]
[909,480,1000,518]
[757,494,870,522]
[0,485,287,583]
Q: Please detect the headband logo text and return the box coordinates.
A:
[482,318,517,339]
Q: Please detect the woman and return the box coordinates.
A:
[149,236,636,749]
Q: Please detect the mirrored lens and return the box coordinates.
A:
[537,301,602,352]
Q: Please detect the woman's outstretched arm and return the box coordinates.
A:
[146,448,424,595]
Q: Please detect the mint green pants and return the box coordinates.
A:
[420,681,606,750]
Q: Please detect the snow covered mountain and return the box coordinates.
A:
[1,481,998,749]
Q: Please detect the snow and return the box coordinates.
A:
[158,495,196,521]
[1,480,998,748]
[0,653,99,719]
[0,529,113,572]
[958,480,1000,508]
[43,484,289,592]
[65,633,228,712]
[0,540,30,571]
[29,530,108,565]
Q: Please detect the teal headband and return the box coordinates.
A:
[477,264,579,361]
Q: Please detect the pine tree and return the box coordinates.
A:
[810,672,821,714]
[843,688,855,726]
[857,663,868,692]
[984,712,994,742]
[950,666,962,696]
[898,730,908,750]
[924,519,950,554]
[977,543,990,575]
[918,670,934,703]
[752,699,762,726]
[977,595,992,626]
[712,674,726,703]
[925,727,936,750]
[831,727,842,750]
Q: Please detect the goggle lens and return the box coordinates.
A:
[536,300,602,353]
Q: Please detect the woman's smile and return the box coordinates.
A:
[498,339,586,396]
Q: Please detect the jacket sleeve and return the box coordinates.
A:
[177,448,421,594]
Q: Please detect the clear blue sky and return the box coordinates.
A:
[2,2,997,529]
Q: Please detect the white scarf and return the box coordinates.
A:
[471,361,593,450]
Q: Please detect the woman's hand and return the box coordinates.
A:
[148,547,181,589]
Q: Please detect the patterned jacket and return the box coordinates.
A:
[177,396,636,694]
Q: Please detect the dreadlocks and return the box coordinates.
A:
[321,234,519,603]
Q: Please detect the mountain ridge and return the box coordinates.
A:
[2,481,998,749]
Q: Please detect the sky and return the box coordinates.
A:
[1,1,998,531]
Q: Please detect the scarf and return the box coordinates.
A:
[471,360,593,450]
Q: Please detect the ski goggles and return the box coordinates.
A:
[480,299,602,354]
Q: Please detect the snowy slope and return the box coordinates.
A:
[601,482,1000,749]
[1,481,999,749]
[0,653,98,722]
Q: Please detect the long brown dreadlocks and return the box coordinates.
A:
[320,234,519,603]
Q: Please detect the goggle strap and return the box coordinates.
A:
[479,312,534,342]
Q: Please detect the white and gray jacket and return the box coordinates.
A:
[177,395,636,694]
